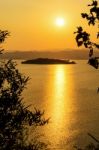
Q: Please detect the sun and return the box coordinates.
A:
[55,17,65,27]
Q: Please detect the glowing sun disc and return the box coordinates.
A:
[55,18,65,26]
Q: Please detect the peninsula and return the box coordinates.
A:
[21,58,76,64]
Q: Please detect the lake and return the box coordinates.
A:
[16,60,99,149]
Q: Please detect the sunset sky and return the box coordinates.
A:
[0,0,97,51]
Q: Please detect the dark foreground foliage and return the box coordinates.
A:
[0,30,49,150]
[74,0,99,69]
[74,0,99,149]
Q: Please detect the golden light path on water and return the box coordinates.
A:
[44,65,75,148]
[52,65,67,124]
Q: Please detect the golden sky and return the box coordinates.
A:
[0,0,97,51]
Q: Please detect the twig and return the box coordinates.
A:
[88,133,99,143]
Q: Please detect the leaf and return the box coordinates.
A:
[81,13,88,19]
[97,32,99,38]
[77,41,83,47]
[84,43,88,48]
[88,58,98,69]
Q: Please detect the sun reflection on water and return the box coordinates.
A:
[52,65,66,122]
[52,65,68,123]
[46,65,74,145]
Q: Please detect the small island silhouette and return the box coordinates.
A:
[21,58,76,64]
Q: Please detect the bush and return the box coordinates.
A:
[0,30,48,150]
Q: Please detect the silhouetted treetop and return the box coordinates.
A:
[74,0,99,69]
[81,0,99,25]
[0,30,9,54]
[0,30,9,44]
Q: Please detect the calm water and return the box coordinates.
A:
[16,60,99,149]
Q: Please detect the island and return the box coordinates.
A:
[21,58,76,64]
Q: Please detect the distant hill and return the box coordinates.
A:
[0,49,99,60]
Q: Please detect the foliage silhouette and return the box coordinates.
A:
[74,0,99,69]
[0,30,49,150]
[74,0,99,149]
